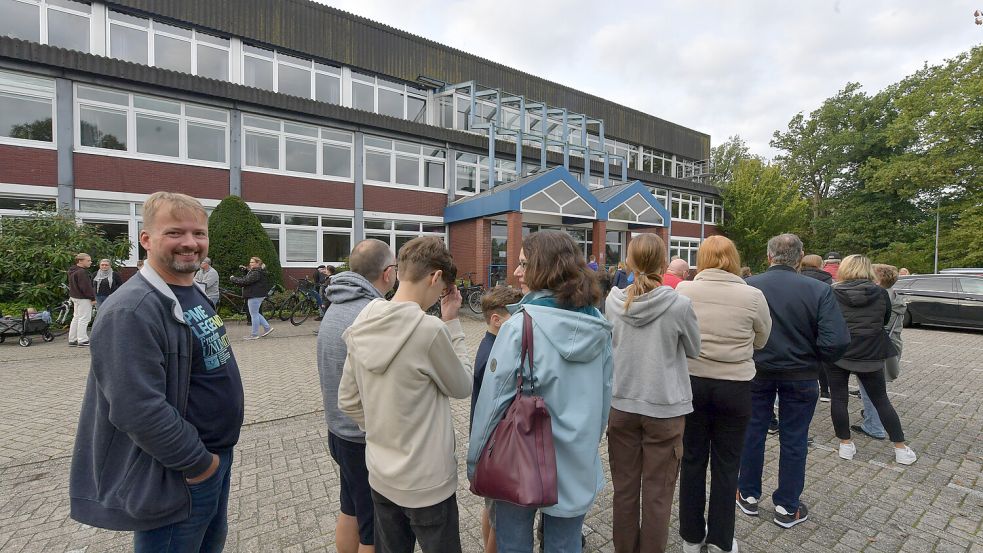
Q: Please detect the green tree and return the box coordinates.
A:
[0,208,130,307]
[719,159,809,270]
[709,135,756,187]
[207,196,282,291]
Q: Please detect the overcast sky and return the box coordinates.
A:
[319,1,981,159]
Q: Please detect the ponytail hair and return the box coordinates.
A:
[522,230,601,308]
[624,234,666,312]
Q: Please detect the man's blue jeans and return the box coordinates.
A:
[738,378,818,512]
[134,450,233,553]
[495,502,586,553]
[858,381,887,438]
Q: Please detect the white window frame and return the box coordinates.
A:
[105,10,231,80]
[671,191,701,223]
[0,69,57,149]
[2,0,93,52]
[350,72,428,123]
[670,236,701,268]
[257,211,354,267]
[363,135,446,193]
[241,114,354,181]
[362,216,446,254]
[703,198,724,225]
[74,83,230,167]
[453,152,517,196]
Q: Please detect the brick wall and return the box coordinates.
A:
[669,220,702,238]
[0,145,57,186]
[704,224,723,237]
[241,171,355,209]
[448,218,492,287]
[74,154,229,199]
[363,185,445,217]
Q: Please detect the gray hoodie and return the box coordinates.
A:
[605,286,701,418]
[316,271,384,442]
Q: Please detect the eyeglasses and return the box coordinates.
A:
[384,264,398,273]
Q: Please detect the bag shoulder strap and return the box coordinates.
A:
[516,310,536,395]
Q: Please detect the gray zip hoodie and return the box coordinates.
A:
[316,271,385,442]
[605,285,701,418]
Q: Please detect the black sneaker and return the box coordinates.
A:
[736,491,759,516]
[774,503,809,528]
[849,389,861,398]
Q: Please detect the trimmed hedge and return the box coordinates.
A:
[207,196,282,292]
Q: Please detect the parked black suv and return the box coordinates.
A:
[894,274,983,330]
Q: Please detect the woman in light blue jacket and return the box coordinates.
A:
[468,230,613,553]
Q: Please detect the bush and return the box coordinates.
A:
[207,196,282,291]
[0,208,130,308]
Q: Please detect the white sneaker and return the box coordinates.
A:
[895,445,917,465]
[261,327,275,337]
[243,335,259,341]
[708,540,739,553]
[682,540,703,553]
[839,441,857,460]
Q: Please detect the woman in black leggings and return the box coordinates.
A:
[828,254,916,465]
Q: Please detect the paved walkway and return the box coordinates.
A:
[1,317,981,552]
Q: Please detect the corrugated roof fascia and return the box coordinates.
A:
[105,0,710,158]
[0,36,718,197]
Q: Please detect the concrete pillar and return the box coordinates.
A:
[229,110,242,197]
[55,78,74,212]
[591,220,607,267]
[353,132,365,243]
[505,211,523,287]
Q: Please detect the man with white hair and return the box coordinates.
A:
[194,257,220,307]
[662,258,691,289]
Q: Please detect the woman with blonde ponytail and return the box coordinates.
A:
[604,233,701,553]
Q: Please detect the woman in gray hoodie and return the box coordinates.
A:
[605,233,701,553]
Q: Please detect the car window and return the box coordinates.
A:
[912,278,953,292]
[893,280,913,290]
[958,278,983,295]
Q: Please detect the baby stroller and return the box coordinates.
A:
[0,309,55,347]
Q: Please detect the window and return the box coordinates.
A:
[363,135,445,190]
[651,188,669,210]
[363,218,444,254]
[196,33,230,80]
[258,213,352,265]
[350,72,428,123]
[0,69,54,145]
[0,0,90,51]
[106,11,231,80]
[76,84,229,164]
[958,278,983,295]
[242,44,274,90]
[454,153,517,195]
[912,278,952,292]
[314,63,341,105]
[108,10,148,64]
[671,192,701,222]
[242,115,353,179]
[605,231,623,266]
[703,198,723,225]
[670,237,701,268]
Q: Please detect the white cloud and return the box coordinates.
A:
[317,0,982,158]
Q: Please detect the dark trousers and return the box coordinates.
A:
[817,362,830,396]
[370,490,462,553]
[827,365,905,443]
[679,377,750,552]
[738,377,818,512]
[134,450,233,553]
[607,408,685,553]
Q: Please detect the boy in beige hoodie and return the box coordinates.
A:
[338,236,473,553]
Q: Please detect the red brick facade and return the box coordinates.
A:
[241,171,355,209]
[448,218,492,287]
[591,220,607,265]
[363,184,445,217]
[704,223,723,237]
[669,220,703,238]
[505,212,523,288]
[74,154,229,199]
[0,145,57,186]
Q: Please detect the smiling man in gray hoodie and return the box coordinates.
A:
[317,238,396,553]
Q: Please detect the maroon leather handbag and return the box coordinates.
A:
[470,311,558,507]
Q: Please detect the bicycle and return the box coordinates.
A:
[48,284,97,337]
[456,272,485,314]
[218,286,277,323]
[279,275,321,326]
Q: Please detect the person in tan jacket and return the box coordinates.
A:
[338,236,473,553]
[675,236,772,553]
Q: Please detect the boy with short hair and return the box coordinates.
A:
[338,236,473,553]
[470,286,524,553]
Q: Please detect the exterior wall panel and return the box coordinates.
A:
[241,172,355,210]
[0,145,57,186]
[74,154,229,198]
[670,221,702,239]
[363,185,445,217]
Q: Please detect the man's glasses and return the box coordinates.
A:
[384,264,398,273]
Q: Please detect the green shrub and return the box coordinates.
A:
[0,207,130,308]
[207,196,282,291]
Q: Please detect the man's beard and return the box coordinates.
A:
[169,251,202,273]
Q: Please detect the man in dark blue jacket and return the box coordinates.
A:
[736,234,850,530]
[70,192,243,553]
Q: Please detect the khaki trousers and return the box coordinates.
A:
[607,408,685,553]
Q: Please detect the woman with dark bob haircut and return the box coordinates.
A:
[468,230,614,553]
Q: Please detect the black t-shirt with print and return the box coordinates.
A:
[169,284,244,451]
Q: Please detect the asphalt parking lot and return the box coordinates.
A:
[1,319,981,552]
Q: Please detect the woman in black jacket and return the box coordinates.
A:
[829,255,916,465]
[230,256,273,340]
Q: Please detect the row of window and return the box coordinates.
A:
[243,115,352,179]
[0,1,708,183]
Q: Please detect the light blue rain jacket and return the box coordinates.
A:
[467,290,614,517]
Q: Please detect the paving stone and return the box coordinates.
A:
[1,322,982,551]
